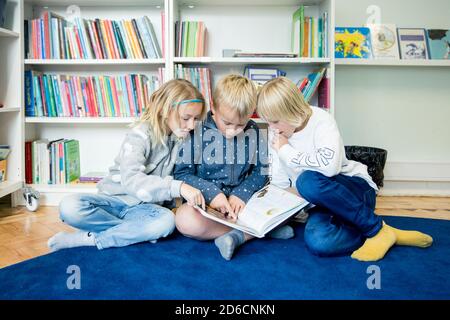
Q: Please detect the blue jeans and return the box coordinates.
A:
[59,193,176,249]
[296,171,383,257]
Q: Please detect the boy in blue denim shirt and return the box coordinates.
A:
[174,75,295,260]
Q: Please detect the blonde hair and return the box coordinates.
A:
[213,74,257,118]
[256,77,312,126]
[135,79,206,145]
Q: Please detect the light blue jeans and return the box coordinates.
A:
[59,193,176,250]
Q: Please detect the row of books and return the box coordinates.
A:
[174,64,213,109]
[243,66,330,113]
[292,6,329,58]
[25,71,160,118]
[175,21,207,57]
[25,12,163,59]
[244,66,286,88]
[25,139,80,185]
[335,25,450,60]
[0,145,10,182]
[297,68,327,104]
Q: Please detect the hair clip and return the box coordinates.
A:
[172,99,203,107]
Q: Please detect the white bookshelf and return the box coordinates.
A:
[0,0,336,205]
[171,0,335,114]
[24,59,165,66]
[0,107,21,113]
[336,59,450,67]
[0,27,20,37]
[25,117,138,124]
[0,0,24,205]
[27,183,97,193]
[173,57,332,65]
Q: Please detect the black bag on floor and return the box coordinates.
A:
[344,146,388,188]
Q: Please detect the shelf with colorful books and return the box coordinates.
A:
[172,0,335,116]
[334,25,450,67]
[25,117,137,124]
[23,3,165,61]
[173,57,331,65]
[0,0,23,204]
[24,59,165,66]
[24,71,159,119]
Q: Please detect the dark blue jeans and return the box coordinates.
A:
[296,170,383,257]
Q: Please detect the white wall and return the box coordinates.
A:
[335,0,450,195]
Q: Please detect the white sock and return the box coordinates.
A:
[48,231,96,252]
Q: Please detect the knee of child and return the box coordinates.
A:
[304,230,335,257]
[157,210,176,237]
[296,171,325,202]
[59,194,85,227]
[175,205,208,238]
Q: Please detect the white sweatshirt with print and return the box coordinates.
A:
[270,106,378,191]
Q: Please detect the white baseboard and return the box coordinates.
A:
[384,161,450,182]
[380,161,450,196]
[15,188,96,207]
[379,181,450,196]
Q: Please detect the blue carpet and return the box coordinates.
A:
[1,216,449,300]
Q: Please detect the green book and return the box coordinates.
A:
[64,139,80,183]
[291,6,305,56]
[188,21,198,57]
[182,21,189,57]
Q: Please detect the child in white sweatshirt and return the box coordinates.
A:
[256,77,433,262]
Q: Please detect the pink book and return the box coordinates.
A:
[106,20,121,59]
[318,77,330,110]
[74,27,84,58]
[90,77,100,117]
[64,82,73,117]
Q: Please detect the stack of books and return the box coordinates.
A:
[292,6,329,58]
[0,145,10,182]
[297,68,327,104]
[175,21,207,57]
[243,66,286,87]
[25,71,161,117]
[25,12,163,59]
[78,172,107,184]
[174,64,213,109]
[25,139,80,185]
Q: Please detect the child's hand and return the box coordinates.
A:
[210,193,234,219]
[229,195,245,217]
[271,132,289,151]
[180,183,205,210]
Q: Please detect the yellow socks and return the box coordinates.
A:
[351,222,434,262]
[351,222,396,262]
[387,225,433,247]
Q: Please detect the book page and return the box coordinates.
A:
[238,185,307,232]
[195,185,308,237]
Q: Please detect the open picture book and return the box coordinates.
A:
[195,184,311,238]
